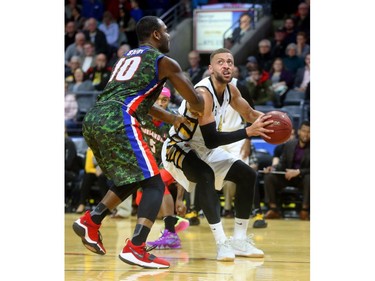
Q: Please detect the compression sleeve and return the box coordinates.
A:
[200,122,247,149]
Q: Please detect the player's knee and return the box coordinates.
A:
[199,166,215,185]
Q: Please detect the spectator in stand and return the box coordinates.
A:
[68,68,95,93]
[85,53,112,91]
[282,43,304,76]
[83,17,109,57]
[99,11,120,55]
[269,57,294,107]
[246,66,275,106]
[296,31,310,59]
[283,17,297,47]
[255,39,274,72]
[272,128,296,167]
[65,55,82,83]
[270,26,287,59]
[227,13,252,47]
[65,32,86,68]
[292,1,310,43]
[285,53,310,100]
[116,5,131,47]
[263,120,310,221]
[81,41,96,72]
[81,0,104,21]
[129,0,144,22]
[65,0,82,22]
[108,43,131,67]
[75,147,111,213]
[245,56,259,74]
[65,21,77,51]
[71,5,87,31]
[122,0,144,49]
[185,50,207,86]
[65,93,80,134]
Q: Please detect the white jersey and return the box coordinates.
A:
[168,77,231,157]
[221,78,249,162]
[161,77,241,192]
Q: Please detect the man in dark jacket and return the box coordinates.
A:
[263,120,310,220]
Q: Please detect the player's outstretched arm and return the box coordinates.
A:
[158,56,204,116]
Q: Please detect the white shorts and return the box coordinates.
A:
[161,139,240,193]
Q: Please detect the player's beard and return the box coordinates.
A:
[214,72,232,84]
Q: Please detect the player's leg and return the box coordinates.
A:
[224,160,264,258]
[182,151,235,261]
[119,174,170,268]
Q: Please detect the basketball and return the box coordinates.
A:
[262,111,292,145]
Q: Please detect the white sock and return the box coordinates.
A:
[209,222,227,244]
[233,218,249,239]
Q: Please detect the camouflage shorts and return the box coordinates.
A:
[82,101,160,186]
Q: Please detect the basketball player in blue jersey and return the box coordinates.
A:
[72,16,204,269]
[162,48,274,261]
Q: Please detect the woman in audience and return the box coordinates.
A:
[67,68,95,93]
[268,57,294,107]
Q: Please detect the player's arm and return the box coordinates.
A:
[196,87,272,148]
[158,56,204,116]
[148,105,187,128]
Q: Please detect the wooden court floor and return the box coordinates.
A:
[65,214,310,281]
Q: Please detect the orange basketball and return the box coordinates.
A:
[262,111,292,144]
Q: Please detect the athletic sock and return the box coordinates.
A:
[131,224,151,246]
[209,221,227,244]
[164,216,178,233]
[233,218,249,240]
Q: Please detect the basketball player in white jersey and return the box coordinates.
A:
[161,48,274,261]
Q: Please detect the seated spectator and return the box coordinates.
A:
[292,1,310,42]
[65,93,81,134]
[245,66,275,106]
[285,53,310,100]
[282,17,297,46]
[108,43,131,67]
[255,39,274,72]
[83,17,109,56]
[268,57,295,107]
[296,32,310,59]
[70,5,86,31]
[263,120,310,220]
[67,68,95,93]
[85,53,112,91]
[65,21,77,51]
[184,50,207,86]
[282,43,304,76]
[65,0,82,22]
[225,13,252,48]
[65,55,82,82]
[116,6,131,47]
[98,10,120,58]
[121,0,143,49]
[81,41,96,72]
[75,147,111,213]
[270,26,287,59]
[65,32,86,68]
